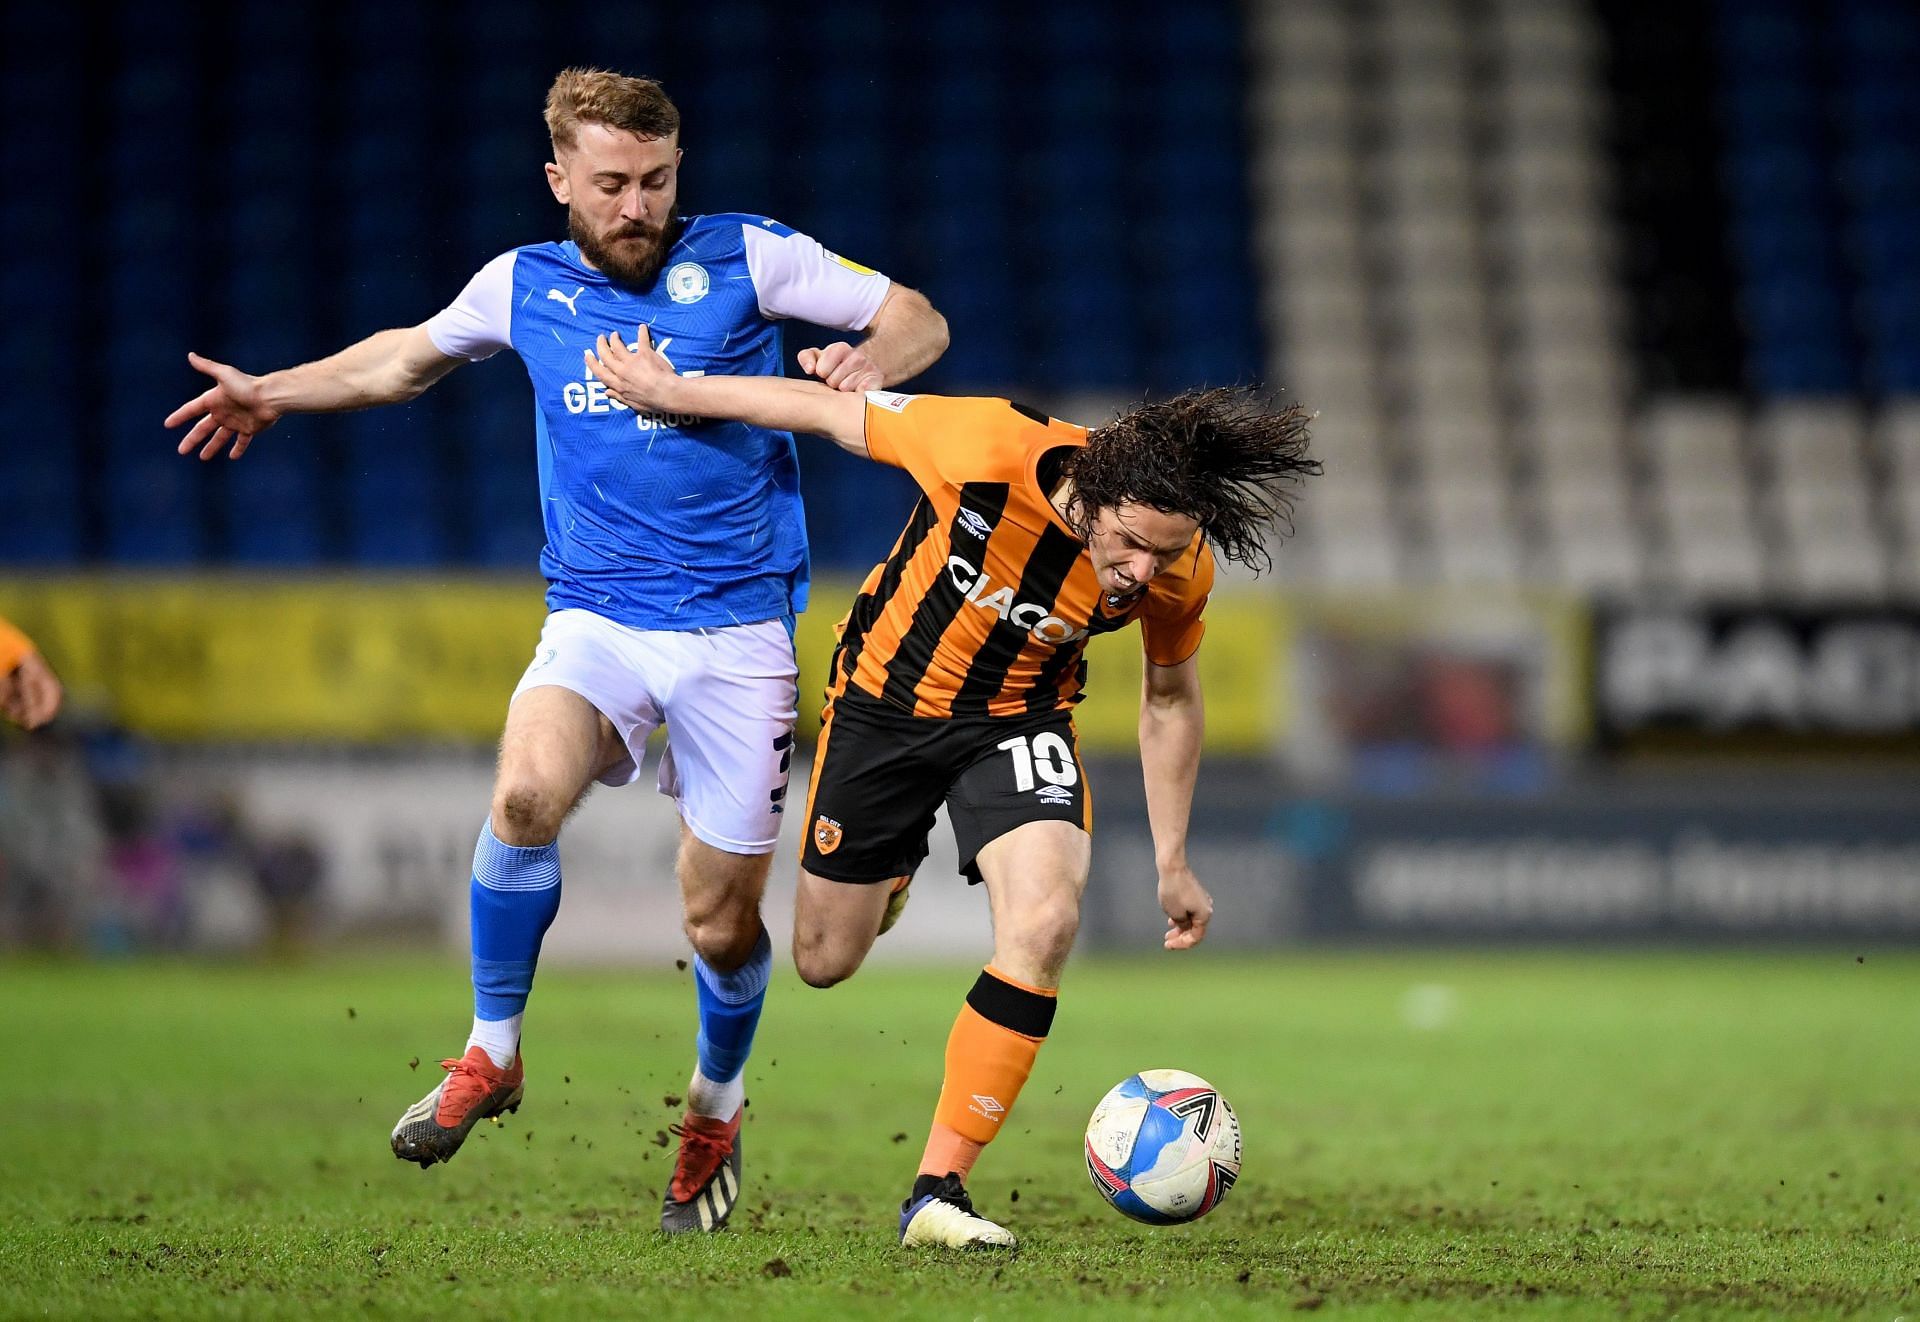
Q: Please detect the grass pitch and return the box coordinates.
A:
[2,950,1915,1319]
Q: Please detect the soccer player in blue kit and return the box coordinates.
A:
[163,68,949,1232]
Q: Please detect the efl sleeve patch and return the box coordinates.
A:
[826,250,879,277]
[742,223,892,331]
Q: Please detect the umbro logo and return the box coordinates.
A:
[1034,784,1074,805]
[969,1094,1005,1123]
[956,508,992,540]
[547,285,585,315]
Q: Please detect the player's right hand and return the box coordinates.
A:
[165,352,282,461]
[1158,863,1214,951]
[798,342,883,392]
[0,650,63,730]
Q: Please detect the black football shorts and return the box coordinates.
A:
[800,687,1092,885]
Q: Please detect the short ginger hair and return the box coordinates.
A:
[544,68,680,154]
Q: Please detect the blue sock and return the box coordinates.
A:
[470,823,562,1025]
[694,926,772,1086]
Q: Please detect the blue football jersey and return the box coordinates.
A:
[426,213,892,630]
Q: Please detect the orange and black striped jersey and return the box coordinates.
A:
[827,392,1214,719]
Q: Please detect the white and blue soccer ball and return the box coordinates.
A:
[1084,1068,1241,1224]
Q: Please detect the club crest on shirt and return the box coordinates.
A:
[813,815,843,855]
[666,262,709,304]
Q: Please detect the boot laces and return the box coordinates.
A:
[668,1119,733,1200]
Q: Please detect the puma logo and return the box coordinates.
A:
[547,286,585,315]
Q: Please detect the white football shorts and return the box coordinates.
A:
[510,609,800,854]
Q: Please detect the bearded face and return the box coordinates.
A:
[569,208,673,288]
[545,122,682,289]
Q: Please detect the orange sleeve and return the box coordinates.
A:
[1140,541,1215,667]
[0,617,34,674]
[862,392,1036,493]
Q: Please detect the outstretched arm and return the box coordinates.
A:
[1140,653,1211,950]
[165,325,463,460]
[797,284,949,392]
[586,327,871,457]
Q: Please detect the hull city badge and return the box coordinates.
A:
[812,815,844,855]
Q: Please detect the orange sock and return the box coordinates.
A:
[918,965,1058,1181]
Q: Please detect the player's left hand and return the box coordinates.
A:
[798,342,884,392]
[0,650,63,730]
[1157,863,1213,951]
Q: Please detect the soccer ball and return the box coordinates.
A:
[1083,1069,1241,1224]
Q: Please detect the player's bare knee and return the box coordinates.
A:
[795,953,854,989]
[1016,896,1081,971]
[792,930,858,988]
[492,780,564,845]
[683,908,760,970]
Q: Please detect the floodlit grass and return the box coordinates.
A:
[3,951,1916,1318]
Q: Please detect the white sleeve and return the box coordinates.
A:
[424,251,516,361]
[741,224,892,331]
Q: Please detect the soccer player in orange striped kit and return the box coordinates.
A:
[587,329,1317,1247]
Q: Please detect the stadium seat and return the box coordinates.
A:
[0,456,80,562]
[104,465,205,564]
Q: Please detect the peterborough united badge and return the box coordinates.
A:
[812,815,843,855]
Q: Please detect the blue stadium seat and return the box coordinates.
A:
[1838,145,1920,208]
[1746,272,1850,334]
[798,446,920,571]
[1860,280,1920,339]
[471,506,545,569]
[222,448,321,558]
[1835,0,1920,67]
[348,513,443,566]
[1040,3,1115,53]
[1157,150,1245,199]
[1716,2,1812,72]
[104,464,205,563]
[0,457,79,562]
[346,444,444,565]
[1733,215,1842,277]
[1155,1,1238,60]
[114,63,191,121]
[692,0,774,53]
[1720,81,1820,144]
[1751,340,1858,393]
[923,4,999,53]
[935,334,1019,391]
[0,509,81,563]
[1850,213,1920,278]
[1043,74,1119,125]
[1725,148,1827,208]
[797,0,887,58]
[1868,348,1920,393]
[923,68,998,125]
[1834,80,1919,139]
